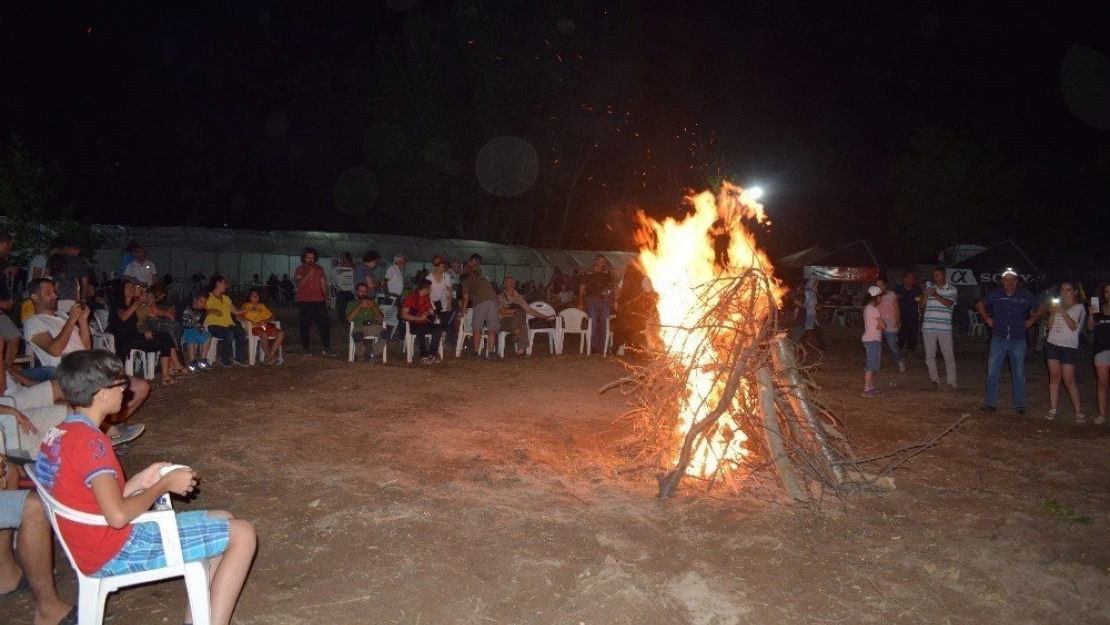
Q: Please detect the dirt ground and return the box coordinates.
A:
[4,321,1110,625]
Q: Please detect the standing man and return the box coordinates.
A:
[384,254,407,301]
[875,277,904,371]
[919,268,958,390]
[802,278,825,350]
[353,251,381,295]
[294,247,334,356]
[122,246,158,287]
[892,270,923,367]
[62,240,90,306]
[578,255,614,355]
[458,254,499,358]
[975,269,1044,414]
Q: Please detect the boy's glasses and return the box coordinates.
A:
[101,379,129,391]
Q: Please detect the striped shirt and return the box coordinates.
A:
[921,284,957,333]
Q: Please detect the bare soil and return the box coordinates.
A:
[4,323,1110,625]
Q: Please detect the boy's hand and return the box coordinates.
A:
[161,467,198,496]
[130,462,173,492]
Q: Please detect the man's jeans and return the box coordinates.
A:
[882,330,902,364]
[986,336,1026,408]
[586,298,610,355]
[923,330,956,386]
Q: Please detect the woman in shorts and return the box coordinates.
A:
[1087,283,1110,425]
[1045,281,1085,422]
[860,285,886,398]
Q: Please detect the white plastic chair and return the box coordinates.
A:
[27,467,213,625]
[404,321,445,363]
[455,309,491,358]
[380,302,399,341]
[556,308,591,355]
[967,309,986,337]
[601,316,615,357]
[348,321,386,363]
[525,302,558,356]
[242,320,283,365]
[125,349,158,380]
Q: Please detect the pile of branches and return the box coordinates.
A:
[604,265,964,500]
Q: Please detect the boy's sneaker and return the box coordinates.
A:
[420,355,435,365]
[322,348,337,357]
[1046,408,1057,421]
[1075,413,1087,425]
[1094,415,1107,425]
[110,424,146,446]
[898,361,907,372]
[860,387,880,398]
[367,353,377,364]
[274,356,284,365]
[187,360,200,372]
[199,360,213,370]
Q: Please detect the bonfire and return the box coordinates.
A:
[608,182,934,500]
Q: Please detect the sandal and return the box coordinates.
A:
[160,377,182,386]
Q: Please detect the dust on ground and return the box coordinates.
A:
[4,325,1110,625]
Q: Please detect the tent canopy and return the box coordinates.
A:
[89,225,637,287]
[776,245,829,269]
[949,239,1042,287]
[813,240,881,268]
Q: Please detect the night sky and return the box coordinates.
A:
[1,1,1107,263]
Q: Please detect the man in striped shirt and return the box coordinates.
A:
[919,268,958,389]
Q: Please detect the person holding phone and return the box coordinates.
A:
[1044,281,1086,422]
[1088,283,1110,425]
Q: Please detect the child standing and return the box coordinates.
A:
[35,350,256,625]
[861,285,886,397]
[178,292,213,371]
[240,288,285,364]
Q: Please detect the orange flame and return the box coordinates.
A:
[637,182,781,477]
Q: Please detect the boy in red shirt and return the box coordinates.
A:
[35,350,256,625]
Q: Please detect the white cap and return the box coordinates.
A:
[868,285,883,297]
[1001,267,1018,278]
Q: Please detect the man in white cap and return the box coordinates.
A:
[974,268,1045,415]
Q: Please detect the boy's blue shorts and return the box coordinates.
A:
[181,328,212,346]
[93,510,229,578]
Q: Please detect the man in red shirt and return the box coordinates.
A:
[293,247,334,356]
[401,280,444,364]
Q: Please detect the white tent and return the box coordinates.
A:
[91,225,638,289]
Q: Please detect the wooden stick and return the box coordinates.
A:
[771,336,846,485]
[756,367,808,501]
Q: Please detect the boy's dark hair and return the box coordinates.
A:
[418,278,433,291]
[302,246,318,262]
[363,250,380,263]
[28,277,54,296]
[248,286,264,299]
[468,253,482,263]
[56,349,125,407]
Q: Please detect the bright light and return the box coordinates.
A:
[748,186,764,200]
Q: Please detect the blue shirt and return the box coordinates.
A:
[982,287,1040,340]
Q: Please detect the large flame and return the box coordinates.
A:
[637,182,781,477]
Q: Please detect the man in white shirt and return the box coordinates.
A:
[123,246,158,287]
[23,278,148,444]
[385,254,406,298]
[919,268,958,389]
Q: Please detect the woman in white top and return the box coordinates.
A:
[426,256,454,317]
[1045,281,1085,422]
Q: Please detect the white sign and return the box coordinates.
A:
[946,268,977,286]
